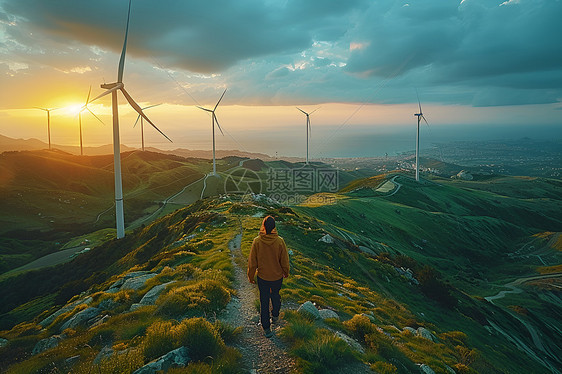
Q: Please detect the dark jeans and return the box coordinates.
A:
[257,276,283,330]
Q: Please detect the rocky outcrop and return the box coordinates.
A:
[417,327,437,342]
[419,364,436,374]
[333,331,365,354]
[297,301,320,320]
[318,234,334,244]
[121,274,158,291]
[403,326,417,334]
[93,345,114,365]
[60,307,101,332]
[132,346,190,374]
[318,309,339,321]
[140,281,175,305]
[32,335,64,355]
[0,338,8,348]
[39,297,93,327]
[106,271,157,293]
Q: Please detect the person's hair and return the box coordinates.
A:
[264,216,275,234]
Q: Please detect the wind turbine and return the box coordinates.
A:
[78,86,104,156]
[296,107,317,164]
[197,89,227,176]
[35,107,59,150]
[133,103,161,151]
[413,93,429,182]
[89,0,172,239]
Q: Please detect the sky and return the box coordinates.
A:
[0,0,561,158]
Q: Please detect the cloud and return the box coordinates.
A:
[0,0,561,108]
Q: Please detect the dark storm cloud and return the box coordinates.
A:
[345,0,562,99]
[1,0,362,73]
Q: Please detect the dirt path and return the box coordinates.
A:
[220,225,297,373]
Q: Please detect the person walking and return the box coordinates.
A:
[247,215,290,338]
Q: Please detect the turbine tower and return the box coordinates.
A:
[89,0,172,238]
[78,86,104,156]
[296,107,317,164]
[413,94,428,182]
[133,103,161,151]
[197,89,227,176]
[35,107,59,150]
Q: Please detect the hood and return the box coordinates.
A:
[259,216,278,244]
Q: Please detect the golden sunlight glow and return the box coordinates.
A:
[64,104,84,116]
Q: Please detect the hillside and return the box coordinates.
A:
[0,173,560,373]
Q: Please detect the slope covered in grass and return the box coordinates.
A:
[1,173,560,373]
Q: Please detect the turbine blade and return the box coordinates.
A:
[214,114,225,136]
[89,86,120,103]
[133,114,141,128]
[197,106,213,113]
[35,107,47,112]
[86,85,92,104]
[308,118,312,139]
[143,103,162,110]
[416,89,422,114]
[121,87,172,142]
[296,107,308,115]
[117,0,132,83]
[214,89,227,111]
[422,115,429,127]
[86,107,105,125]
[309,107,319,115]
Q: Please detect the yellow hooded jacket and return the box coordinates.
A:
[247,218,290,282]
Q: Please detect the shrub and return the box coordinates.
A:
[293,331,356,373]
[98,346,144,374]
[214,320,242,344]
[157,279,230,318]
[143,321,177,361]
[343,314,375,343]
[280,318,316,343]
[176,318,225,361]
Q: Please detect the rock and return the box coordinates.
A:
[124,271,150,279]
[121,274,157,291]
[318,234,334,244]
[333,331,365,354]
[419,364,436,374]
[108,278,125,290]
[297,301,320,320]
[403,327,417,334]
[129,303,143,312]
[32,335,64,355]
[132,346,190,374]
[60,307,101,332]
[139,281,175,306]
[358,246,376,256]
[39,297,93,327]
[65,355,80,367]
[93,345,114,365]
[90,314,111,328]
[318,309,339,321]
[417,327,437,342]
[0,338,8,348]
[98,298,118,311]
